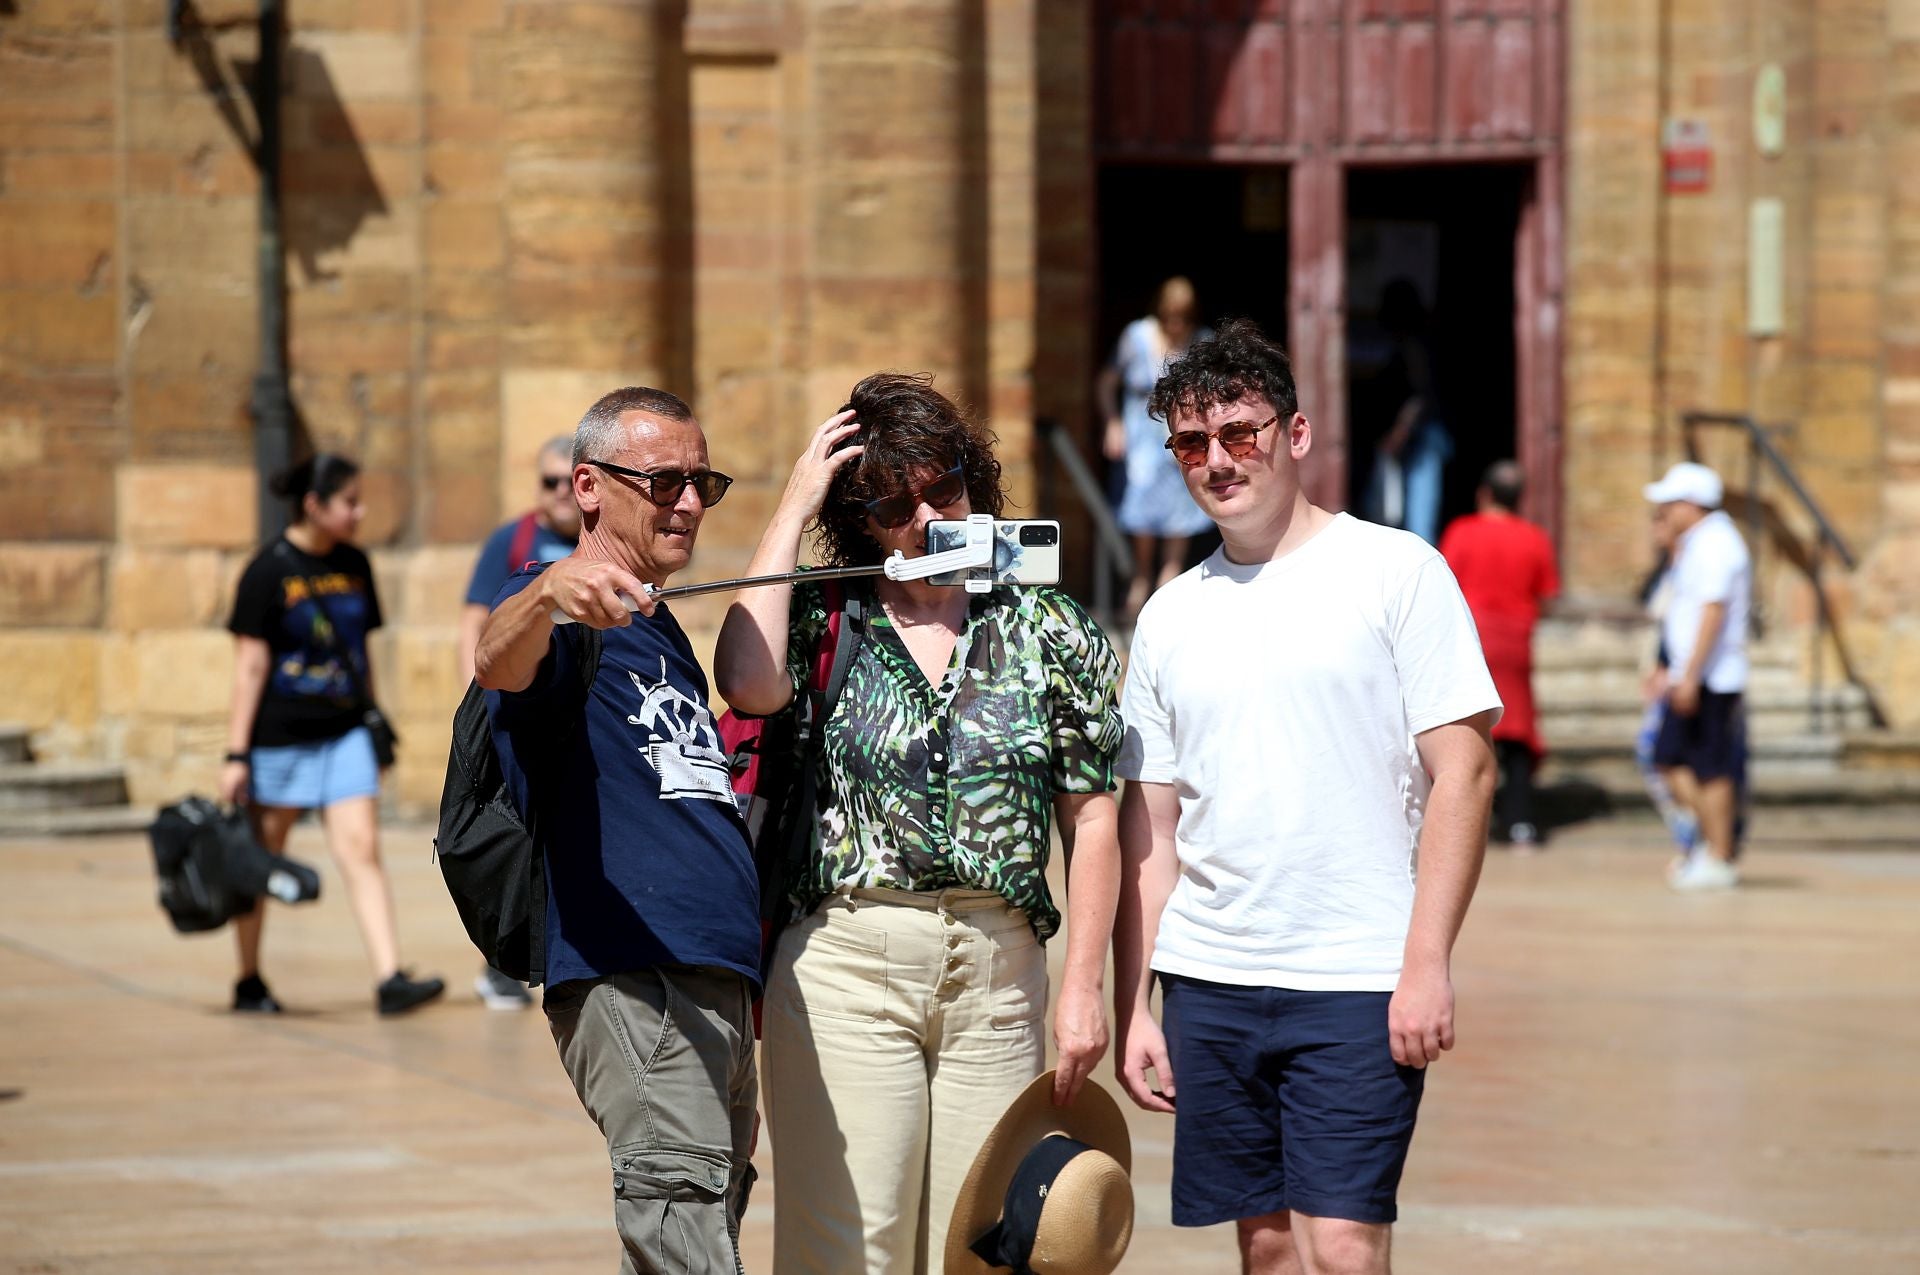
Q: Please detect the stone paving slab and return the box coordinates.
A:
[1,820,1917,1272]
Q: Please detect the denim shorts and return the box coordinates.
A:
[249,726,380,810]
[1161,973,1426,1227]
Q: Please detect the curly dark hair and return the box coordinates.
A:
[1147,317,1299,426]
[812,372,1006,567]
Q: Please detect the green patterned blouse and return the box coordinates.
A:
[782,580,1124,940]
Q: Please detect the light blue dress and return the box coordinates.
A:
[1113,318,1214,538]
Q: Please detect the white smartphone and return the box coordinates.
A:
[925,519,1062,588]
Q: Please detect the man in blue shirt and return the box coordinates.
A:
[474,387,759,1273]
[460,435,581,1010]
[457,435,580,686]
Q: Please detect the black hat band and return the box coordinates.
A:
[968,1134,1095,1274]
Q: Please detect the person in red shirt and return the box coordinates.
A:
[1439,460,1559,846]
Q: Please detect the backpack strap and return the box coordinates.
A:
[816,582,863,726]
[507,511,541,573]
[777,582,863,918]
[522,621,603,986]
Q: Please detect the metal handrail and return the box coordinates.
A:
[1034,418,1132,627]
[1682,412,1855,568]
[1681,411,1886,731]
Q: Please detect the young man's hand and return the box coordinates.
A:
[1388,961,1455,1068]
[1115,1009,1177,1113]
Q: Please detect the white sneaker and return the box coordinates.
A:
[474,967,534,1010]
[1668,853,1740,891]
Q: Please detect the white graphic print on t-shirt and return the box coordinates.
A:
[625,661,734,802]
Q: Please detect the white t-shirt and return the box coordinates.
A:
[1660,510,1751,694]
[1117,513,1502,991]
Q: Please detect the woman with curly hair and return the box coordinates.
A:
[716,373,1125,1274]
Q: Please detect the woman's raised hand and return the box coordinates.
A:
[776,410,864,523]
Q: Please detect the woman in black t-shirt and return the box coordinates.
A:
[220,454,443,1016]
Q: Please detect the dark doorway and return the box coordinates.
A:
[1096,164,1291,373]
[1091,164,1291,577]
[1345,164,1526,536]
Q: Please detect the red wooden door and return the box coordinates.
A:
[1097,0,1562,160]
[1095,0,1566,516]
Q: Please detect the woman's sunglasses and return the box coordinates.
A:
[864,464,968,529]
[585,459,734,507]
[1164,415,1279,467]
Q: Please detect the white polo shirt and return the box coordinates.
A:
[1661,510,1752,694]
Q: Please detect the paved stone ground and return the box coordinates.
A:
[2,817,1916,1273]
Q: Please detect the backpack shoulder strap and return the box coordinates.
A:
[507,511,541,572]
[522,621,603,987]
[816,582,864,726]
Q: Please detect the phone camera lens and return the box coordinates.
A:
[1018,524,1057,547]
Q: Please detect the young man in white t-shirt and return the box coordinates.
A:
[1113,320,1501,1275]
[1643,462,1751,890]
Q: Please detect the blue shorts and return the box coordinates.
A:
[1651,690,1746,782]
[250,727,380,810]
[1161,974,1425,1227]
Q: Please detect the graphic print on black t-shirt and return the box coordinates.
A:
[623,659,735,803]
[228,539,383,748]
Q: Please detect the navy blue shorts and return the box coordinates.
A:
[1651,690,1745,782]
[1161,974,1425,1227]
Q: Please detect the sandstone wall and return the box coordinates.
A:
[0,0,1039,814]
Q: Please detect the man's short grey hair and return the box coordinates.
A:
[538,435,574,464]
[573,387,696,464]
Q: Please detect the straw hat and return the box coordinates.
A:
[944,1070,1135,1275]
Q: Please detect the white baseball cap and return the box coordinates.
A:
[1643,462,1723,509]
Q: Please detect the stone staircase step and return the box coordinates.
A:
[1537,763,1920,807]
[1537,705,1878,740]
[0,763,130,814]
[0,805,156,839]
[1841,731,1920,771]
[0,724,28,766]
[1543,730,1842,762]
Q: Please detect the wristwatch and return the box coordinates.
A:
[224,751,251,764]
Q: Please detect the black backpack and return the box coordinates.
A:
[434,626,601,985]
[148,796,322,933]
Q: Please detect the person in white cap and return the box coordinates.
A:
[1642,461,1751,889]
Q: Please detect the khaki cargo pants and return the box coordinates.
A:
[545,965,759,1275]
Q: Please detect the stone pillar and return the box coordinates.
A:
[1561,0,1664,598]
[792,0,988,429]
[1861,0,1920,725]
[499,0,687,513]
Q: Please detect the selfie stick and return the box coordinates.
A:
[549,513,996,625]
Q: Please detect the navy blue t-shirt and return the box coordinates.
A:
[485,565,761,989]
[465,514,576,606]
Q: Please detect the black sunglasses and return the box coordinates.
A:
[539,473,571,491]
[585,459,734,507]
[864,464,968,529]
[1164,415,1279,467]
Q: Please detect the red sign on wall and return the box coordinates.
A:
[1663,118,1713,194]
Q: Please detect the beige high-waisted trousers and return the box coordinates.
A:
[761,888,1049,1274]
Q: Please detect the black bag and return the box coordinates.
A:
[434,626,601,984]
[148,796,322,933]
[276,540,399,767]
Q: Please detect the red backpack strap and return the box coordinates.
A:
[507,511,540,572]
[810,579,846,693]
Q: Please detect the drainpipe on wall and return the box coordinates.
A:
[249,0,293,540]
